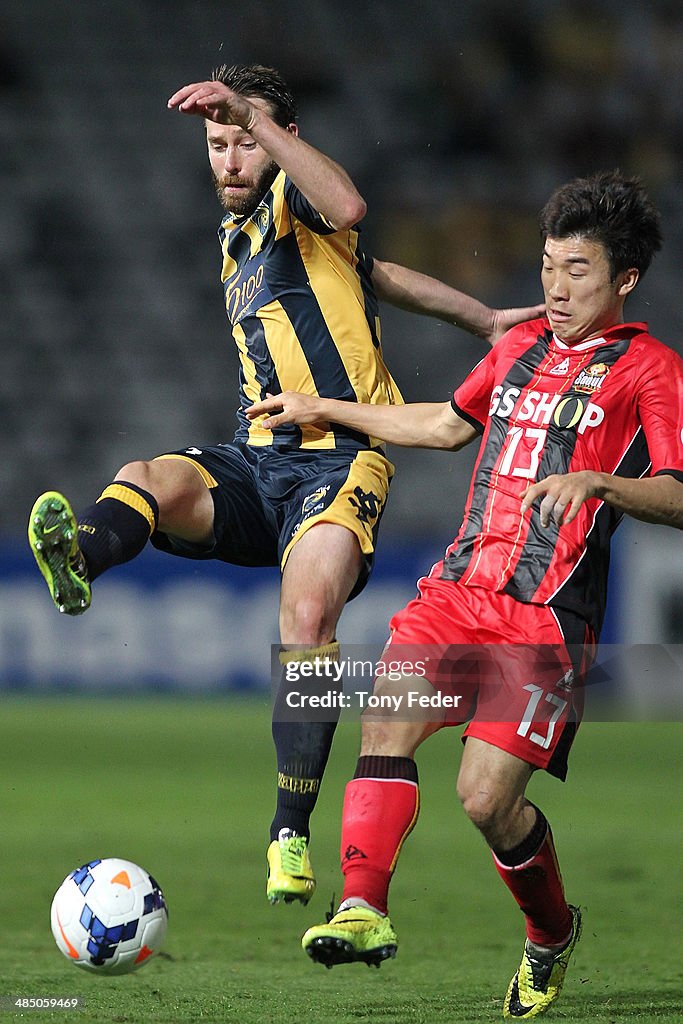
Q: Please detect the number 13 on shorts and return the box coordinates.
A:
[517,683,569,750]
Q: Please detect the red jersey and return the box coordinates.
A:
[440,318,683,634]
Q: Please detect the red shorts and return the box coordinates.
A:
[381,575,595,779]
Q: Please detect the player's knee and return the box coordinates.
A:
[280,595,333,646]
[114,459,207,529]
[115,460,158,492]
[458,784,512,838]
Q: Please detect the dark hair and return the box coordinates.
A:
[212,63,297,128]
[539,170,663,281]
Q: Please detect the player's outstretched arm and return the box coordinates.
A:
[247,392,477,451]
[371,259,545,346]
[167,79,365,230]
[521,471,683,530]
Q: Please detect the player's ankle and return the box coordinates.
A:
[337,897,385,916]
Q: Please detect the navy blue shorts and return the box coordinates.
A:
[149,442,393,599]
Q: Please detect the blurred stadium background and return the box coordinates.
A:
[1,0,682,692]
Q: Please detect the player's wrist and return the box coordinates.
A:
[589,471,609,501]
[316,397,337,420]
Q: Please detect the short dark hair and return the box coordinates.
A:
[212,63,297,128]
[539,170,663,281]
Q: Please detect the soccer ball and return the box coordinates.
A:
[50,858,168,974]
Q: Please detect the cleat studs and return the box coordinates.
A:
[35,541,44,551]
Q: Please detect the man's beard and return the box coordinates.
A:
[213,160,279,217]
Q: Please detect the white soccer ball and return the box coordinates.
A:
[50,858,168,974]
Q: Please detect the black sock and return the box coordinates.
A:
[492,803,548,866]
[270,641,341,843]
[353,755,419,782]
[77,481,159,580]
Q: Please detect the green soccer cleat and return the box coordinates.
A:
[503,905,582,1019]
[302,907,398,969]
[28,491,91,615]
[267,831,316,905]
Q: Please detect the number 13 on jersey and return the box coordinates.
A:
[499,426,547,480]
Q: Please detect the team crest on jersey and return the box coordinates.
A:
[302,485,331,516]
[573,362,610,394]
[254,203,270,238]
[550,356,571,376]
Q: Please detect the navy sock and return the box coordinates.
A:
[77,481,159,580]
[270,642,341,842]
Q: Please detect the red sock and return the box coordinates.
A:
[340,756,419,915]
[493,810,572,947]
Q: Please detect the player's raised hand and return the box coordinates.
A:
[489,302,547,345]
[521,471,601,527]
[167,80,256,128]
[247,392,330,430]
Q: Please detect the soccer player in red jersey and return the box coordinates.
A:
[248,171,683,1018]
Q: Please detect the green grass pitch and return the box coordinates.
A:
[1,697,681,1022]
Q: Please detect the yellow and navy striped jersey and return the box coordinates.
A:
[218,169,403,450]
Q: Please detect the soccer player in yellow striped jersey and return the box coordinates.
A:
[218,160,400,452]
[28,63,543,907]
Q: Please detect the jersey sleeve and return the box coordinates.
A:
[636,343,683,482]
[451,348,498,433]
[283,176,339,235]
